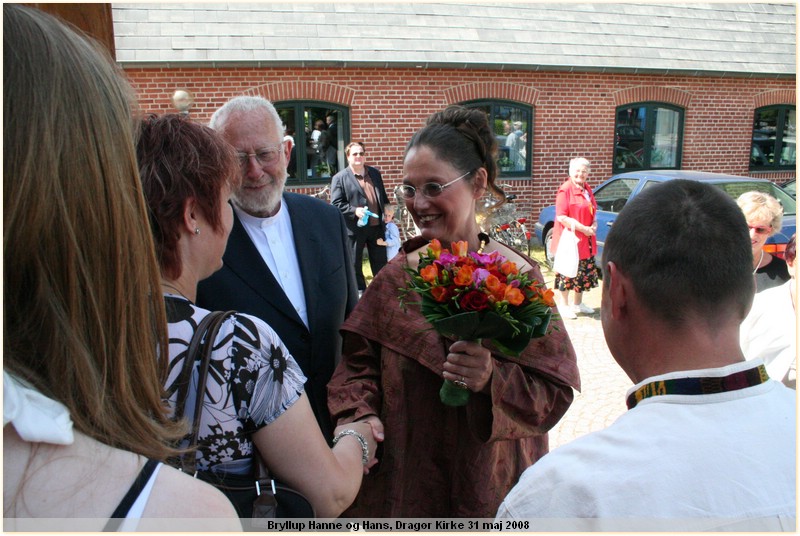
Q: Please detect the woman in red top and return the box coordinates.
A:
[552,157,600,319]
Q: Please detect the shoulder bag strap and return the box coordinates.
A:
[177,310,236,474]
[173,310,225,422]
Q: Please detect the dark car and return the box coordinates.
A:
[534,170,797,266]
[615,125,644,152]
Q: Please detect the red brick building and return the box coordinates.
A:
[114,3,796,219]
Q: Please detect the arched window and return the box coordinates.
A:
[275,101,349,184]
[463,100,532,178]
[750,105,796,171]
[614,103,683,173]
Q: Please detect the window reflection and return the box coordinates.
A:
[615,104,682,172]
[276,103,347,183]
[465,101,532,176]
[650,108,679,168]
[751,105,795,170]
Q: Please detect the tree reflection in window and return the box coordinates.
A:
[614,103,683,173]
[276,103,348,184]
[464,100,532,177]
[751,105,795,171]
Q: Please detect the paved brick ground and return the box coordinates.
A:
[535,261,632,451]
[547,285,632,450]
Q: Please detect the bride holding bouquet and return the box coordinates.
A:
[328,105,580,518]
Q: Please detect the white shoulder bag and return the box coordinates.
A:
[553,222,579,278]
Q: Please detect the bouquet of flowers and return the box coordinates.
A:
[400,239,556,406]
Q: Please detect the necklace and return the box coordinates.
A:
[753,249,764,275]
[161,281,192,302]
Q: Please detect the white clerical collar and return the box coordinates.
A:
[234,197,288,229]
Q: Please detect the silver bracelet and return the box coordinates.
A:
[332,429,370,466]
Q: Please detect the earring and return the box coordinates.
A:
[194,228,200,235]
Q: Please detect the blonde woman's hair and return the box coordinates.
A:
[736,190,784,236]
[3,5,184,459]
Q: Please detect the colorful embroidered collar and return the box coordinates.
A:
[626,364,769,410]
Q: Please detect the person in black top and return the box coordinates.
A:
[737,191,790,292]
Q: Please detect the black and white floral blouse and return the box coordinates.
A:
[163,294,306,476]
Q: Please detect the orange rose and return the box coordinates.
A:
[540,288,556,308]
[454,265,475,286]
[488,267,504,280]
[451,241,468,258]
[500,261,519,276]
[504,286,525,306]
[428,239,442,259]
[484,274,505,300]
[420,264,439,283]
[431,285,451,302]
[456,256,476,268]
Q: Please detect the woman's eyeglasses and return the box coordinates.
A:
[748,225,773,235]
[236,143,283,168]
[395,170,474,199]
[350,151,365,156]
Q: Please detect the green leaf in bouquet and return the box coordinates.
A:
[419,294,460,319]
[492,323,533,357]
[430,311,520,341]
[530,309,552,339]
[492,310,552,356]
[429,311,482,340]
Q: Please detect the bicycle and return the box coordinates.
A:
[312,184,330,202]
[393,189,420,242]
[392,185,530,255]
[476,188,531,256]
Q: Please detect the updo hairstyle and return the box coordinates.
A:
[405,105,506,208]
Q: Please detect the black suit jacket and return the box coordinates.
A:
[196,193,358,439]
[330,165,390,236]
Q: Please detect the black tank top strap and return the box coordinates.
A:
[103,458,160,532]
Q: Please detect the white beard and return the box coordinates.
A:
[232,175,286,218]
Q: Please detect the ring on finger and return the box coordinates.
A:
[453,378,468,390]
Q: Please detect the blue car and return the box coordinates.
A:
[534,170,797,266]
[781,178,796,199]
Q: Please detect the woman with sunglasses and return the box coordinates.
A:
[740,233,796,387]
[737,191,790,292]
[328,106,580,518]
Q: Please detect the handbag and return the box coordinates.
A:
[553,222,580,278]
[173,310,315,526]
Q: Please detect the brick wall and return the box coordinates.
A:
[123,66,796,219]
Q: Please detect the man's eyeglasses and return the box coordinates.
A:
[748,225,773,235]
[350,151,365,157]
[236,144,283,168]
[395,170,474,200]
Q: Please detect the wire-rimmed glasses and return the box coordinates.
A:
[395,169,474,200]
[236,143,284,169]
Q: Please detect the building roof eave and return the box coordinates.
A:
[116,59,796,79]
